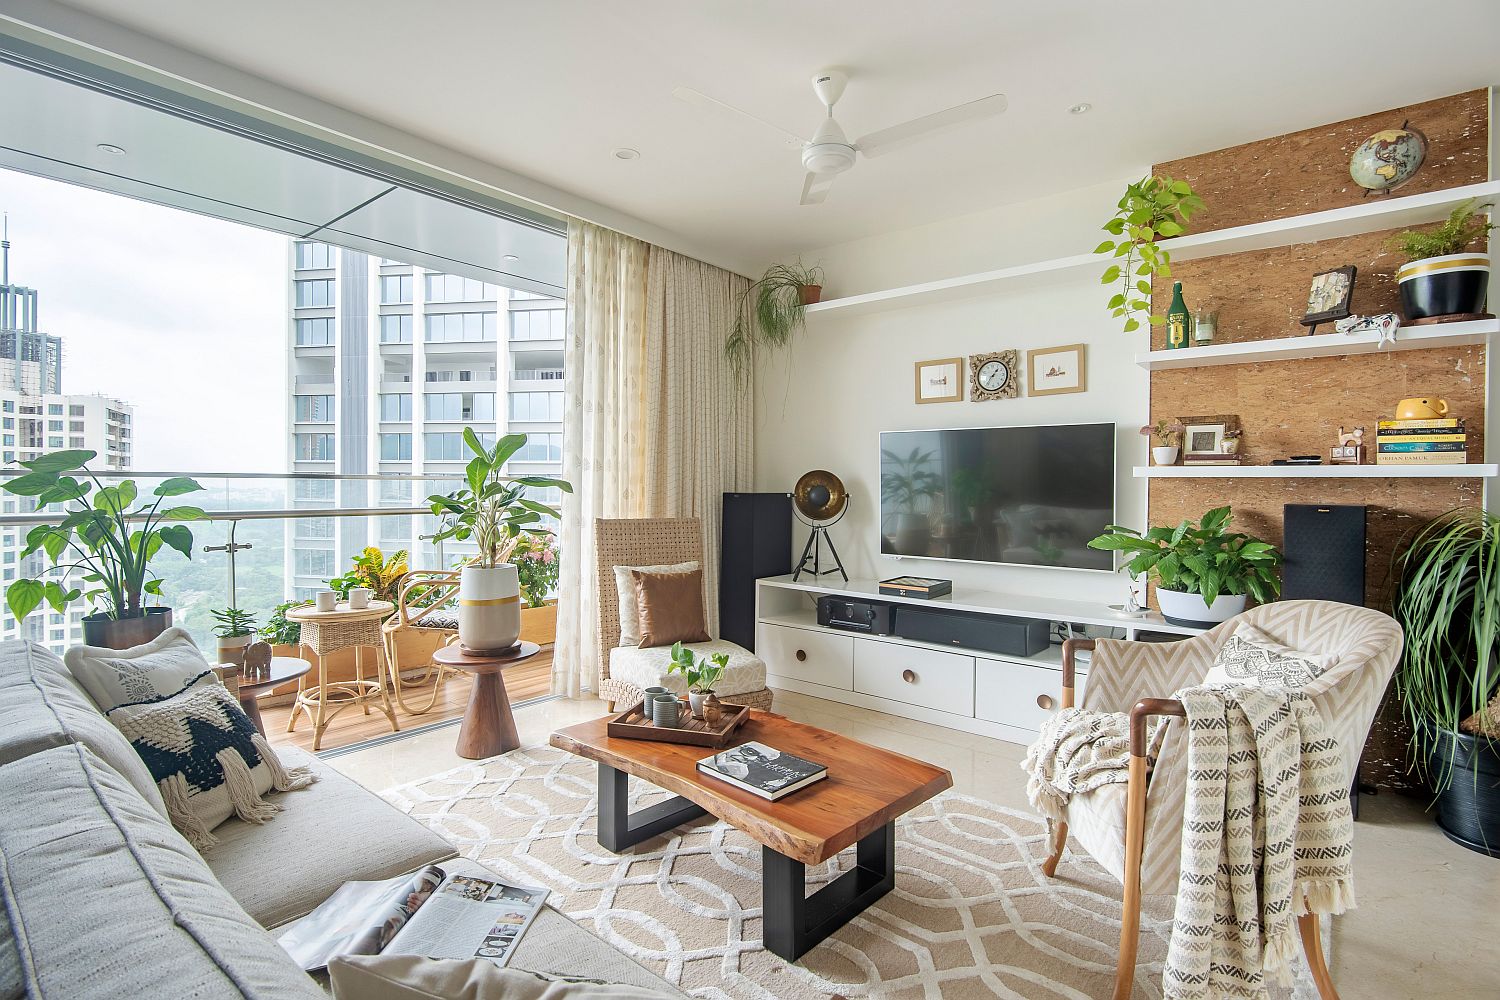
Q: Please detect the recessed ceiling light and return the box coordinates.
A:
[611,147,640,161]
[502,254,520,262]
[1068,103,1092,116]
[96,143,127,155]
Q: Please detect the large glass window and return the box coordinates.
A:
[507,391,564,422]
[379,432,413,461]
[424,273,495,302]
[379,314,413,344]
[294,279,335,307]
[512,433,562,463]
[424,431,494,461]
[294,317,334,346]
[294,241,334,269]
[379,393,412,422]
[380,514,413,541]
[424,392,495,421]
[294,394,333,422]
[295,433,334,461]
[379,274,413,304]
[424,312,496,343]
[509,309,565,341]
[295,516,335,539]
[293,478,336,501]
[294,548,335,579]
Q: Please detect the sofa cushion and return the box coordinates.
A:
[0,908,19,1000]
[64,626,216,712]
[612,561,698,646]
[607,640,766,697]
[1204,621,1349,694]
[330,954,675,999]
[0,743,324,999]
[630,568,710,648]
[205,746,456,929]
[0,639,168,817]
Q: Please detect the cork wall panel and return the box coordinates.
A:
[1154,89,1488,233]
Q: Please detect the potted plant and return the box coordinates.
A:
[428,430,571,654]
[1087,505,1281,626]
[2,449,205,649]
[724,259,826,376]
[1140,421,1185,465]
[210,607,257,667]
[1387,198,1493,322]
[1094,175,1206,334]
[512,531,561,646]
[263,600,308,655]
[328,546,409,606]
[1392,507,1500,856]
[668,641,729,721]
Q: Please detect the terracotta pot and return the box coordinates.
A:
[81,607,172,650]
[458,564,520,654]
[798,284,823,305]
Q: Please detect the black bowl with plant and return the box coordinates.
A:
[1388,198,1493,322]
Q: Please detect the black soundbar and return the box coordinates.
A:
[894,604,1050,657]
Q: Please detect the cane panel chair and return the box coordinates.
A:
[379,569,463,714]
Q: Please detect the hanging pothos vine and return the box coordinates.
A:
[1093,176,1205,333]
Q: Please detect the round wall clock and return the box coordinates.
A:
[969,349,1020,401]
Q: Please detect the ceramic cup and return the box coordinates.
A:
[314,590,338,612]
[651,693,682,728]
[641,686,669,704]
[348,587,373,609]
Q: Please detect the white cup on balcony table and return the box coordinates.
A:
[348,587,373,609]
[315,590,338,612]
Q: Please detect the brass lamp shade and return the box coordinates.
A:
[794,470,847,522]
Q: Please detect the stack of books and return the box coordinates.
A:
[1183,452,1243,466]
[1376,418,1467,465]
[697,742,827,801]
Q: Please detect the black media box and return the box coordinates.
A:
[816,596,897,635]
[894,605,1050,657]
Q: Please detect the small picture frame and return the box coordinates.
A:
[1178,413,1240,455]
[1300,265,1357,331]
[914,357,964,404]
[1028,343,1087,397]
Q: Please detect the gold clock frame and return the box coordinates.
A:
[969,350,1020,401]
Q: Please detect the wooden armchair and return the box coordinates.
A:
[1041,600,1402,1000]
[380,569,463,714]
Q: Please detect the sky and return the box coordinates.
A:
[0,168,288,472]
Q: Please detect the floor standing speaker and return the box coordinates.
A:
[720,493,793,650]
[1282,504,1367,606]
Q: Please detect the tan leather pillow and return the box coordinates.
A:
[630,568,710,648]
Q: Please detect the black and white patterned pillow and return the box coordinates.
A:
[1205,623,1340,692]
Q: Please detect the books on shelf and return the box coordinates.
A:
[1376,418,1462,430]
[1376,417,1467,464]
[1183,452,1243,466]
[879,576,952,599]
[1376,452,1470,465]
[697,741,827,801]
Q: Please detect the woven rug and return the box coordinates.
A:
[383,746,1320,999]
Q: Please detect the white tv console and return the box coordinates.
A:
[755,575,1204,746]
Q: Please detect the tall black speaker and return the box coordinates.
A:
[720,493,793,650]
[1282,504,1366,606]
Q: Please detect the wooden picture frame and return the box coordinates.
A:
[1178,413,1240,456]
[1300,265,1357,330]
[914,357,964,404]
[1028,343,1087,397]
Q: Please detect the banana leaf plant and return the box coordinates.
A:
[426,430,572,568]
[1087,505,1281,607]
[2,449,206,624]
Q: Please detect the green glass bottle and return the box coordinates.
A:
[1165,282,1191,350]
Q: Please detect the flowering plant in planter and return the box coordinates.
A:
[511,532,560,608]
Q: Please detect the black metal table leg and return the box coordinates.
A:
[762,821,895,962]
[596,762,708,853]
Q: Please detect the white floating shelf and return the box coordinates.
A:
[1134,464,1498,479]
[1135,318,1497,370]
[805,180,1500,319]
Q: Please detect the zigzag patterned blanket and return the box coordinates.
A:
[1165,685,1355,999]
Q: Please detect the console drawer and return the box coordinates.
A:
[759,623,853,690]
[854,639,975,716]
[974,657,1087,733]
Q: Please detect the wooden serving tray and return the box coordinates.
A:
[606,699,751,748]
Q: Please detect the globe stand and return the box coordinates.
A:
[793,502,849,582]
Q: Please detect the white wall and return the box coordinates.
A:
[754,177,1154,606]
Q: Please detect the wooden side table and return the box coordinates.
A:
[237,656,312,737]
[432,641,540,759]
[286,601,400,751]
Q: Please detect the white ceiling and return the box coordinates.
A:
[41,0,1500,268]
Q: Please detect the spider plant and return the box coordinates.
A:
[724,260,825,377]
[1393,507,1499,791]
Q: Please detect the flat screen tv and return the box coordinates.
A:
[879,422,1115,571]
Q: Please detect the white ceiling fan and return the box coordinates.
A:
[673,69,1007,206]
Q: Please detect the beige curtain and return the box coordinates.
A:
[552,223,753,698]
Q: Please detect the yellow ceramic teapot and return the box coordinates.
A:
[1395,397,1449,420]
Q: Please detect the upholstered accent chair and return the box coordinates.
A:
[1042,600,1402,1000]
[594,517,774,712]
[379,569,462,714]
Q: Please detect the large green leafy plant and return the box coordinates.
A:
[427,430,572,567]
[1094,175,1206,333]
[1087,505,1281,606]
[1393,508,1499,789]
[2,450,205,623]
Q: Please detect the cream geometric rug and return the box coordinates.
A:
[383,746,1317,999]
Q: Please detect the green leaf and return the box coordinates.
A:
[153,477,204,498]
[1156,219,1184,237]
[1107,293,1126,309]
[1102,218,1125,235]
[462,427,488,459]
[489,433,528,468]
[466,456,489,497]
[41,527,70,562]
[116,480,138,510]
[6,579,44,622]
[513,477,574,493]
[1100,266,1121,284]
[19,450,94,474]
[1093,240,1116,254]
[36,477,89,506]
[158,506,207,522]
[1136,280,1151,296]
[92,485,124,515]
[42,581,78,614]
[1123,318,1141,332]
[143,579,164,596]
[156,525,194,559]
[4,471,60,496]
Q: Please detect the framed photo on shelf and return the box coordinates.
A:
[1300,265,1357,331]
[914,357,965,404]
[1028,343,1087,396]
[1178,413,1240,455]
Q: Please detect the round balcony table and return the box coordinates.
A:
[236,656,312,737]
[432,640,540,759]
[286,601,400,751]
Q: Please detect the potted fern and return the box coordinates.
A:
[1388,198,1493,322]
[1393,507,1500,855]
[724,260,825,376]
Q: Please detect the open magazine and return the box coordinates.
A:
[277,865,548,973]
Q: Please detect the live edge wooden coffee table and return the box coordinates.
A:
[550,711,952,962]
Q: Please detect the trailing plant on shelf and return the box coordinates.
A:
[2,449,205,632]
[1094,175,1206,333]
[263,600,310,647]
[1386,198,1494,262]
[327,546,409,604]
[1087,506,1281,607]
[724,259,826,377]
[511,531,560,608]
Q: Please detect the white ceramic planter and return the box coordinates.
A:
[216,633,252,667]
[1152,446,1180,466]
[1156,587,1246,627]
[459,564,521,654]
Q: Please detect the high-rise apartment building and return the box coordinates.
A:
[0,226,135,651]
[286,241,565,598]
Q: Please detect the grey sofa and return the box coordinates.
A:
[0,640,679,998]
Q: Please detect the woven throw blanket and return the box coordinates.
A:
[1165,685,1356,999]
[1023,707,1139,828]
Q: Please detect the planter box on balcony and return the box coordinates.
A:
[520,600,558,647]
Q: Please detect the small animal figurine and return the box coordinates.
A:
[1332,426,1367,465]
[242,640,273,676]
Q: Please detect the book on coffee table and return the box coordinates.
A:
[697,741,827,801]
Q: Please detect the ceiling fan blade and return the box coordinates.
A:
[801,172,837,206]
[856,93,1008,158]
[671,86,806,148]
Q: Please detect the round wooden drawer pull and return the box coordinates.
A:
[1036,693,1055,710]
[795,649,807,662]
[902,669,917,684]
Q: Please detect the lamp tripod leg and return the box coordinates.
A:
[793,528,818,582]
[821,529,848,582]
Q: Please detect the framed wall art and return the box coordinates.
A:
[1027,343,1087,397]
[913,357,965,404]
[968,350,1020,401]
[1178,413,1241,457]
[1299,265,1357,332]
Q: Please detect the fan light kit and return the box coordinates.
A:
[673,68,1007,206]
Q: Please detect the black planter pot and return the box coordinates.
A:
[81,607,173,650]
[1396,253,1490,322]
[1422,722,1500,858]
